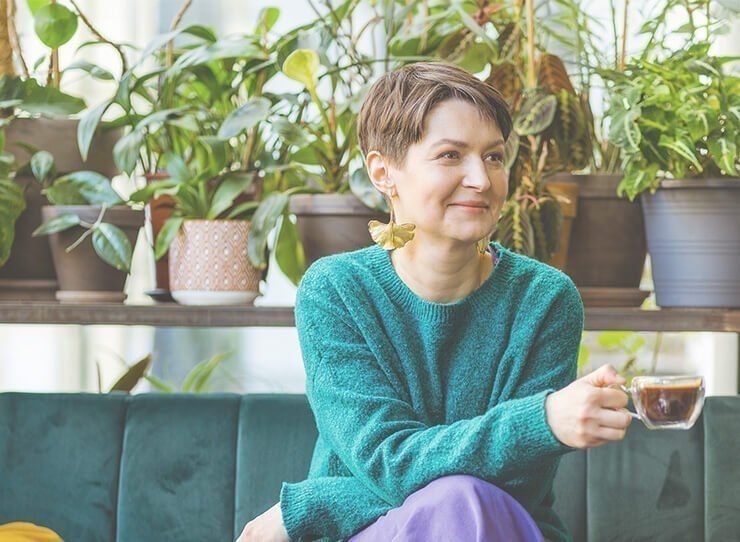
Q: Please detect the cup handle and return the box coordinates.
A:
[608,383,640,420]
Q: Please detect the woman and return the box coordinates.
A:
[238,62,631,542]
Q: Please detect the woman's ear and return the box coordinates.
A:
[366,151,395,197]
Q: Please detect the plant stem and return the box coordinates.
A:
[69,0,128,75]
[5,0,28,77]
[166,0,192,68]
[525,0,535,88]
[49,0,60,88]
[619,0,629,70]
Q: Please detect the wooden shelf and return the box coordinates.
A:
[0,302,738,332]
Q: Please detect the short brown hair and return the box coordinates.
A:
[357,62,512,166]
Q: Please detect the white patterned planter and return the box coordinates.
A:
[169,220,262,305]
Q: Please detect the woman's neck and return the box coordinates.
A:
[389,240,493,304]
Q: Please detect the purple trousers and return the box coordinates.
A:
[348,475,545,542]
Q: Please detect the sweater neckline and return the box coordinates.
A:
[368,241,516,322]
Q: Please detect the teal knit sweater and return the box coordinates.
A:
[280,242,583,542]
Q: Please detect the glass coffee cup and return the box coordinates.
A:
[610,375,705,430]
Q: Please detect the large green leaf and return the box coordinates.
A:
[32,213,80,236]
[154,216,184,260]
[207,172,255,219]
[43,177,88,205]
[54,171,122,206]
[282,49,320,92]
[217,97,271,139]
[168,38,266,75]
[0,75,85,116]
[30,150,55,182]
[514,94,558,135]
[78,99,114,161]
[658,135,703,172]
[34,3,78,49]
[92,223,133,272]
[247,192,289,269]
[274,211,305,286]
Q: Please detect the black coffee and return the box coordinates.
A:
[638,384,700,422]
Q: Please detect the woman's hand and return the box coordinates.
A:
[545,363,632,449]
[236,502,290,542]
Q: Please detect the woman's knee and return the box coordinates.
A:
[415,474,507,504]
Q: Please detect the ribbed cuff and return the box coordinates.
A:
[280,481,312,542]
[508,389,575,458]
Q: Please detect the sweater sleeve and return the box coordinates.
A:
[292,270,583,512]
[279,476,393,541]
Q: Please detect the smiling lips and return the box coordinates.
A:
[450,201,489,209]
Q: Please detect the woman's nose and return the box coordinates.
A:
[462,159,492,191]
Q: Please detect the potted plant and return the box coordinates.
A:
[602,43,739,308]
[524,0,648,303]
[0,0,123,299]
[29,151,143,302]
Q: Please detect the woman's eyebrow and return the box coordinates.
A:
[431,138,505,149]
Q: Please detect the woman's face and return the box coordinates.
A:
[375,98,509,247]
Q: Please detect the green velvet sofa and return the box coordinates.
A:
[1,393,738,541]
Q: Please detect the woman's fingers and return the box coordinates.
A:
[597,387,630,409]
[596,407,633,430]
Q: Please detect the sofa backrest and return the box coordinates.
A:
[1,393,738,541]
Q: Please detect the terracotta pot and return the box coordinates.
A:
[144,171,261,293]
[169,220,262,305]
[41,206,144,303]
[0,117,120,299]
[547,173,647,289]
[545,180,579,271]
[289,193,389,266]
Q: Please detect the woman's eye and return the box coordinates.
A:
[486,153,504,163]
[439,151,459,160]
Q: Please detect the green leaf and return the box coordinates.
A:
[707,137,738,176]
[164,155,191,183]
[0,75,85,116]
[154,216,184,260]
[247,192,289,269]
[274,212,305,287]
[144,374,177,393]
[514,94,558,135]
[0,180,26,266]
[167,38,266,75]
[208,172,255,219]
[658,135,703,172]
[30,150,55,182]
[113,129,144,175]
[27,0,50,15]
[43,177,88,205]
[257,7,280,32]
[282,49,320,92]
[92,223,134,272]
[597,331,634,349]
[109,354,152,392]
[217,97,271,139]
[65,59,115,81]
[182,352,229,393]
[34,3,78,49]
[226,200,259,219]
[78,99,113,161]
[32,213,80,236]
[55,171,122,206]
[271,116,311,147]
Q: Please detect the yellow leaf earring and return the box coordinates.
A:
[368,195,416,250]
[477,237,490,255]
